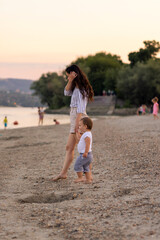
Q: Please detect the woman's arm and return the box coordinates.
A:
[65,80,73,92]
[64,80,73,96]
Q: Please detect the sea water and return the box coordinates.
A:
[0,107,70,129]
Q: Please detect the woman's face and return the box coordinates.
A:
[66,71,77,82]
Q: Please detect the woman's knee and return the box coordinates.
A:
[66,144,74,152]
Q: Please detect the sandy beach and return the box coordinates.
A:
[0,115,160,240]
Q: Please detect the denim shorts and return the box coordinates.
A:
[74,152,93,173]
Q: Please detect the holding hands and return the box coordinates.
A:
[83,152,88,158]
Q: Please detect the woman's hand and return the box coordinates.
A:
[75,113,82,133]
[65,71,77,91]
[76,130,82,143]
[75,122,79,133]
[67,71,77,82]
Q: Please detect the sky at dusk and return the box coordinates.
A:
[1,0,160,80]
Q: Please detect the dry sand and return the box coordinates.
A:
[0,115,160,240]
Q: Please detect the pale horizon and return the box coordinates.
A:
[1,0,160,79]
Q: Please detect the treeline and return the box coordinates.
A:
[31,40,160,109]
[0,91,42,107]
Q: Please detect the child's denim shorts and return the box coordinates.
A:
[74,152,93,172]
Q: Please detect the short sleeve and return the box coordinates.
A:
[83,132,91,139]
[64,88,72,96]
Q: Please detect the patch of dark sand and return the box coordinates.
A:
[6,142,53,149]
[18,191,83,204]
[0,136,23,141]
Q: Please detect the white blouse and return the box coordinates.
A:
[64,87,88,113]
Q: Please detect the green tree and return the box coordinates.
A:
[30,72,69,109]
[73,52,123,95]
[128,40,160,67]
[116,59,160,106]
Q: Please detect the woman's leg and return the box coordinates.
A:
[53,133,76,180]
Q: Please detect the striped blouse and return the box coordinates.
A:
[64,87,88,113]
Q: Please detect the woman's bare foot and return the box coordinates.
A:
[51,175,67,181]
[74,178,84,183]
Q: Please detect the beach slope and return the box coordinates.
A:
[0,115,160,239]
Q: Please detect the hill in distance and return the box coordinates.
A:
[0,78,33,93]
[0,78,43,107]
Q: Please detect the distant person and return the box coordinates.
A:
[38,107,41,125]
[53,119,60,125]
[3,116,8,129]
[39,107,44,125]
[152,97,159,120]
[107,90,111,96]
[137,105,143,115]
[142,104,147,115]
[74,117,93,184]
[102,90,106,96]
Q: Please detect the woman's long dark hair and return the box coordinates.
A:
[65,64,94,101]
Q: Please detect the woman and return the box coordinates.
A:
[53,64,94,181]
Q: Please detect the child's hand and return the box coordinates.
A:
[83,152,88,158]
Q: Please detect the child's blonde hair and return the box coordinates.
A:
[152,97,158,103]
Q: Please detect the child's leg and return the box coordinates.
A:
[154,114,159,119]
[74,172,84,183]
[85,153,93,181]
[74,155,84,183]
[89,163,93,181]
[83,157,93,183]
[84,171,92,184]
[83,163,93,181]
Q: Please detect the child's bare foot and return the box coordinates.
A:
[84,179,92,184]
[74,178,84,183]
[82,176,93,181]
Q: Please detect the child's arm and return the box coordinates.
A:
[83,137,90,158]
